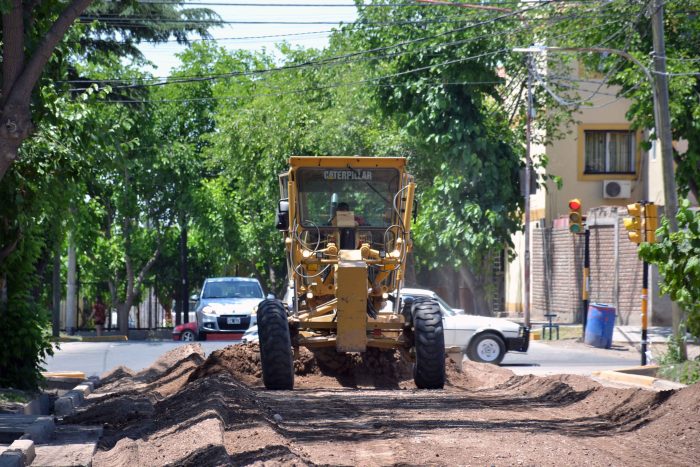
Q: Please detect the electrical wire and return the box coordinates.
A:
[65,2,618,87]
[84,14,625,104]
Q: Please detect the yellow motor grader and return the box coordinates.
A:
[257,156,445,390]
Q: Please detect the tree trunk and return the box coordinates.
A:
[65,232,77,334]
[119,247,161,335]
[52,246,61,337]
[458,265,490,316]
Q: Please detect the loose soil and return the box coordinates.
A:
[64,343,699,466]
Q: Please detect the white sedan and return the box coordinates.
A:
[399,288,529,365]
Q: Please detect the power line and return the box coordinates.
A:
[66,2,614,86]
[131,1,602,6]
[79,15,500,26]
[87,14,625,105]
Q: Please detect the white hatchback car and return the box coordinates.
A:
[399,288,529,365]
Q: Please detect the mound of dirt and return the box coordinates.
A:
[189,343,415,389]
[99,365,135,386]
[634,382,700,449]
[94,344,205,399]
[188,344,263,386]
[445,359,515,390]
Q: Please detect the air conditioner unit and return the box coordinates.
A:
[602,180,631,199]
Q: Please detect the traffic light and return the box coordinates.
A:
[624,203,643,244]
[645,203,658,244]
[568,198,583,234]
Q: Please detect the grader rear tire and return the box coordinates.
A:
[257,299,294,390]
[412,298,445,389]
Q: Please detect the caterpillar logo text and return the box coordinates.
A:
[323,170,373,181]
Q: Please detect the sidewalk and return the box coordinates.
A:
[613,326,675,344]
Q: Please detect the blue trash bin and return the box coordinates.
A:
[584,303,616,348]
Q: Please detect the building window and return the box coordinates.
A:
[584,130,636,174]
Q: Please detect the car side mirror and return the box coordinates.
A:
[267,293,276,300]
[276,199,289,231]
[190,294,199,301]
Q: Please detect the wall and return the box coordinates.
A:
[527,206,671,326]
[531,222,582,322]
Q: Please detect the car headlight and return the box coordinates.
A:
[202,306,216,315]
[250,314,257,326]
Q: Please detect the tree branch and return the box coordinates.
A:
[0,237,20,264]
[7,0,93,105]
[133,247,161,297]
[2,0,25,106]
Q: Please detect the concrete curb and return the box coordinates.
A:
[592,365,686,390]
[0,449,24,467]
[53,377,99,418]
[0,440,35,466]
[592,370,656,386]
[81,335,128,342]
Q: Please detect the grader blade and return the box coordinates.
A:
[336,253,368,352]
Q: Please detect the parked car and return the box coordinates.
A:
[241,325,259,344]
[192,277,265,338]
[172,321,198,342]
[398,288,529,365]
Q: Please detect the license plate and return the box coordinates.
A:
[227,317,241,325]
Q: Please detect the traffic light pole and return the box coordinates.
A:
[641,258,649,365]
[582,226,590,339]
[641,203,649,365]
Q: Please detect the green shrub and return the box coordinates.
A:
[0,232,55,391]
[656,329,700,385]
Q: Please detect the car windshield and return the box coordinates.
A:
[202,281,263,299]
[296,167,400,228]
[434,295,456,317]
[401,291,456,317]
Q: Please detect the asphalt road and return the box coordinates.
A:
[44,339,640,378]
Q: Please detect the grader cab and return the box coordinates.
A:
[256,156,445,390]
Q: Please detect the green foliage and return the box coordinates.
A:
[0,228,55,390]
[657,328,700,384]
[658,360,700,385]
[0,84,108,390]
[548,0,700,200]
[639,200,700,338]
[342,2,526,288]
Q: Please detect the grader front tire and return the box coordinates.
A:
[257,299,294,390]
[412,299,446,389]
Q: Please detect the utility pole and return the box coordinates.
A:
[523,54,533,329]
[650,0,685,356]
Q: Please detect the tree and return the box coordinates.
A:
[343,2,529,312]
[640,200,700,339]
[1,0,94,181]
[543,0,700,199]
[0,0,219,182]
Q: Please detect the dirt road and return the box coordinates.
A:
[65,344,699,466]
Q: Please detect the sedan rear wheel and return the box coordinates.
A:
[467,332,506,365]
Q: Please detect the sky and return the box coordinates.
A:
[139,1,359,75]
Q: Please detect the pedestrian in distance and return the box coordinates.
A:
[91,296,107,337]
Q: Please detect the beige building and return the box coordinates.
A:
[504,63,674,325]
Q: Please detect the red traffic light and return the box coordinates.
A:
[568,199,581,210]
